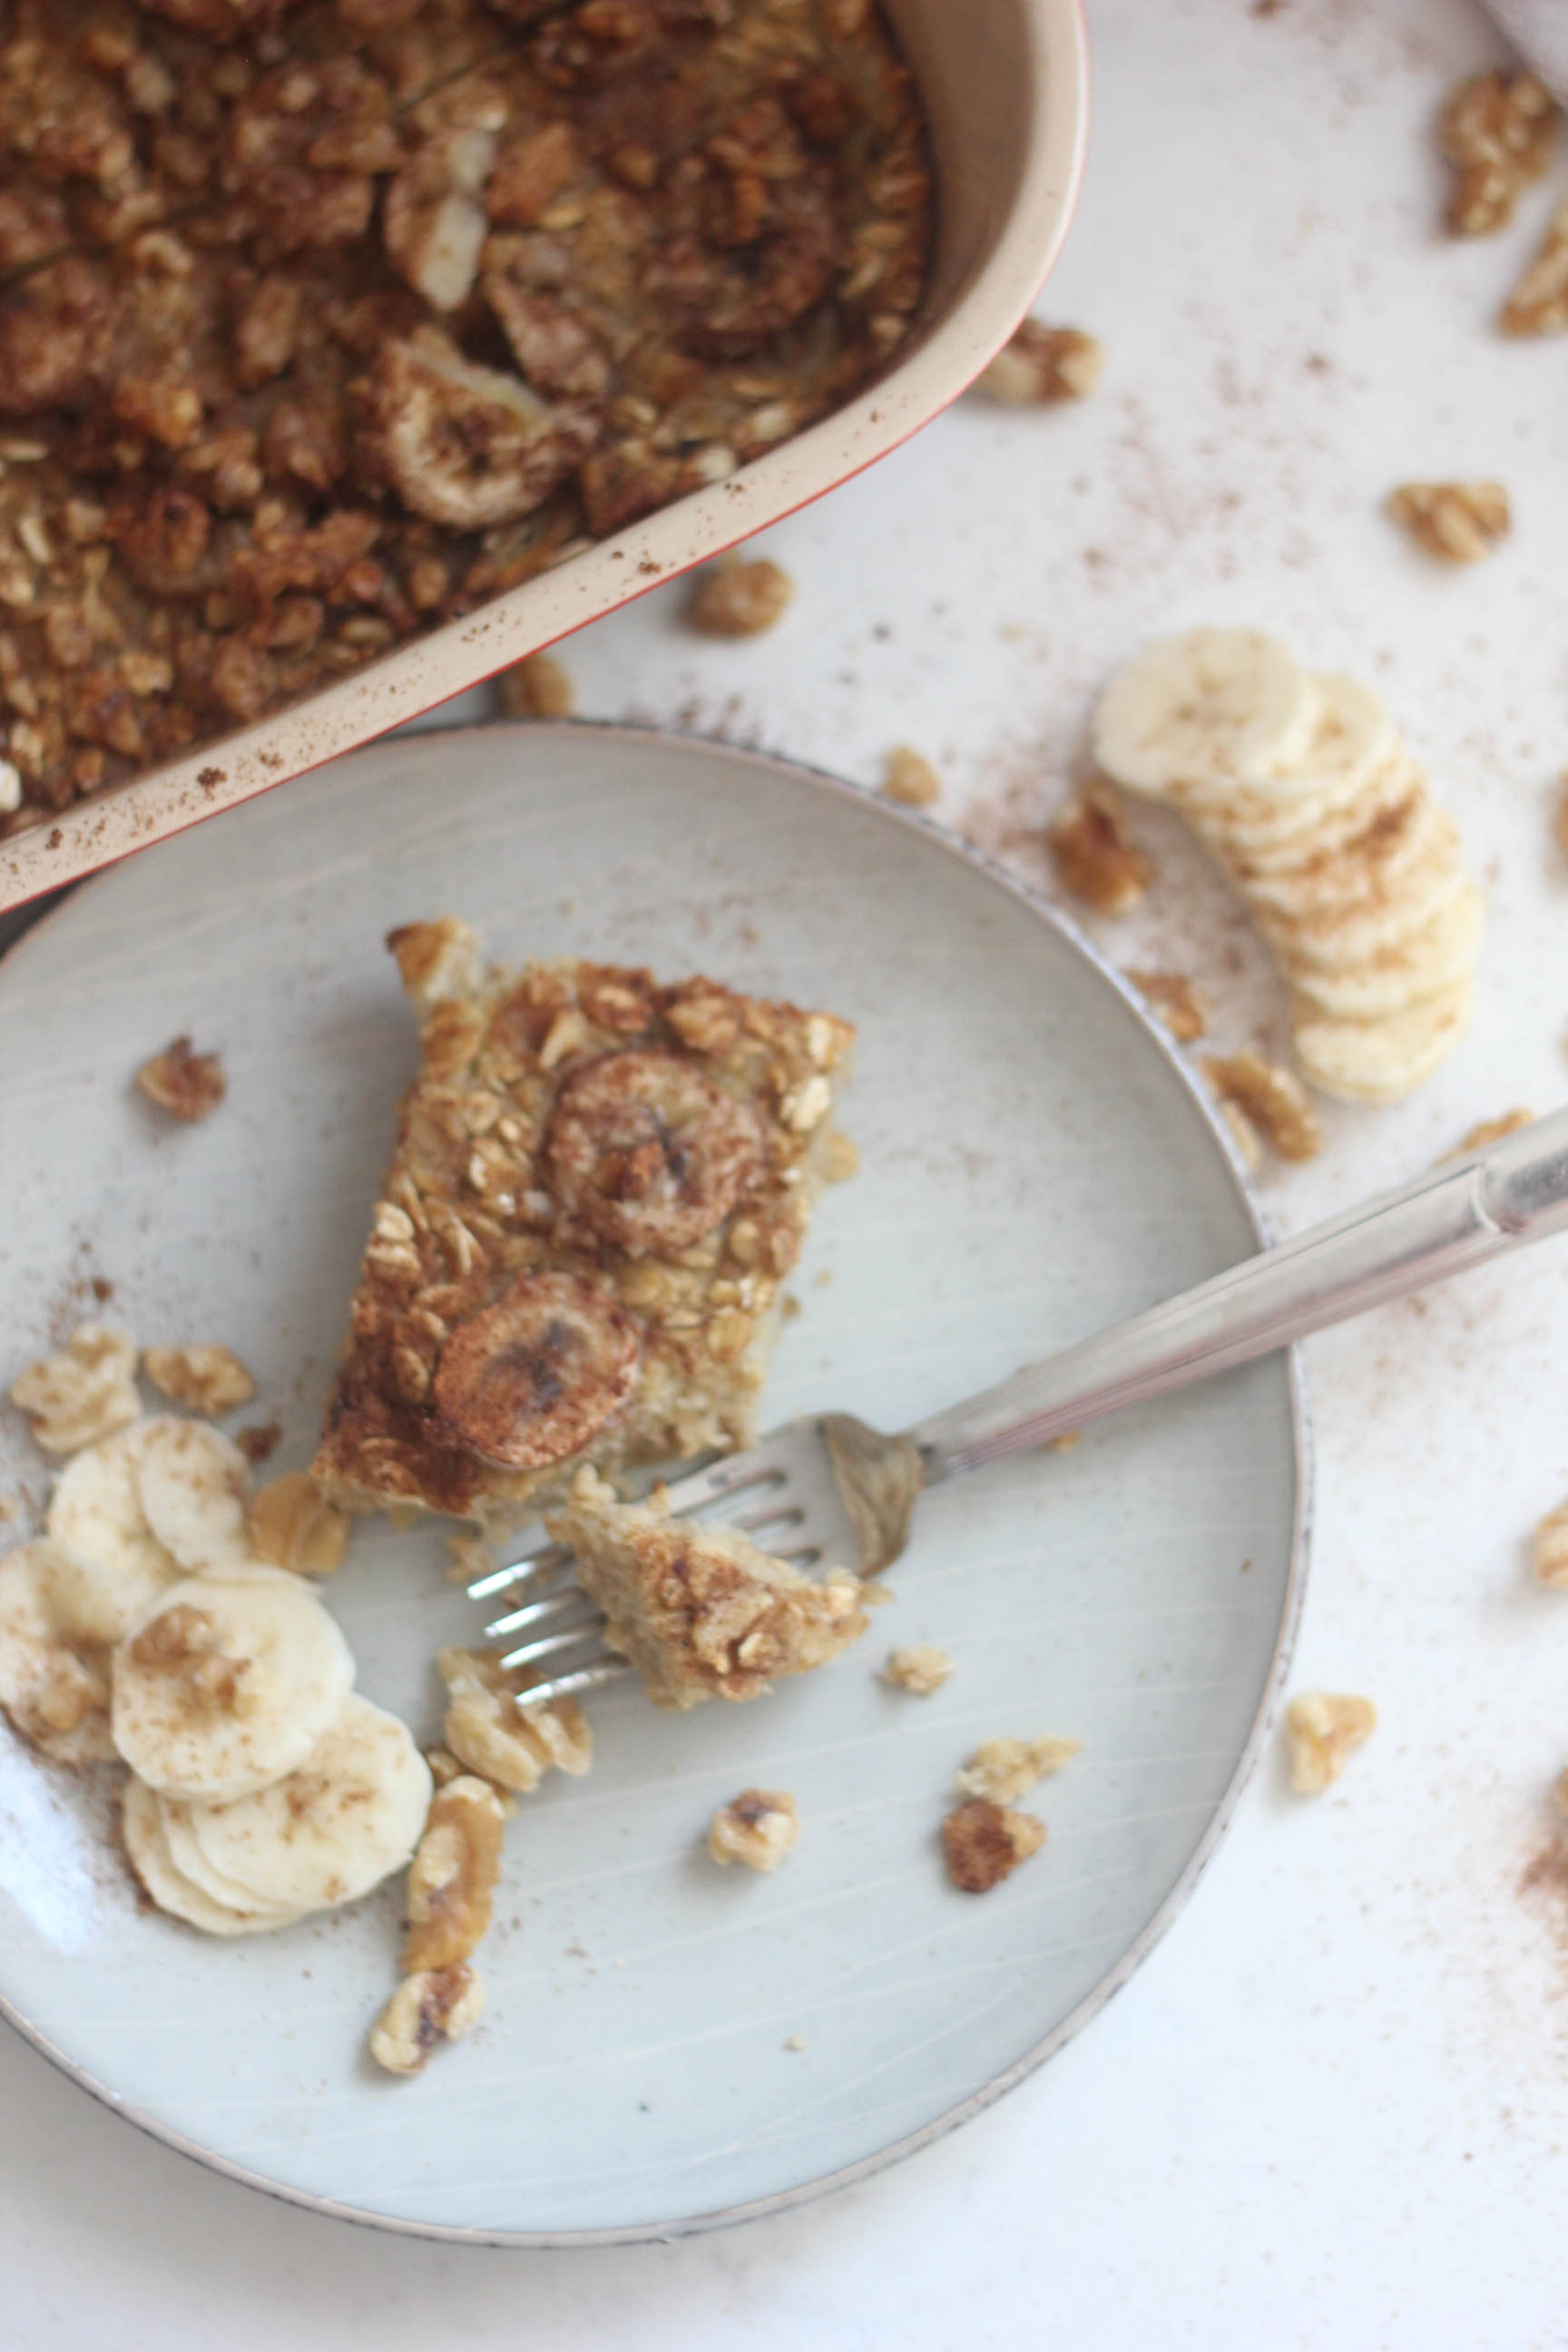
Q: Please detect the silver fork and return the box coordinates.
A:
[470,1106,1568,1703]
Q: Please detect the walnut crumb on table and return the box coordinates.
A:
[1386,483,1510,564]
[1203,1052,1322,1163]
[1130,970,1210,1044]
[956,1735,1080,1805]
[1503,195,1568,335]
[1445,1109,1533,1160]
[942,1798,1045,1892]
[708,1789,799,1873]
[1284,1692,1377,1794]
[881,745,940,808]
[9,1322,139,1455]
[143,1345,254,1416]
[1437,71,1555,236]
[1534,1502,1568,1588]
[884,1644,953,1694]
[135,1038,226,1123]
[498,652,573,720]
[971,322,1102,406]
[687,559,794,638]
[1047,781,1150,916]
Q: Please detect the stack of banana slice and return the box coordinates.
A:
[1093,628,1485,1103]
[0,1411,429,1936]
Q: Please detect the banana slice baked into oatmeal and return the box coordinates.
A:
[312,918,854,1524]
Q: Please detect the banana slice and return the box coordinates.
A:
[1230,789,1452,926]
[1288,885,1485,1021]
[1292,977,1475,1104]
[111,1569,354,1803]
[1259,844,1469,973]
[1171,672,1396,819]
[432,1270,641,1471]
[45,1425,181,1643]
[181,1693,432,1914]
[1204,749,1416,870]
[1093,628,1319,797]
[132,1418,252,1574]
[544,1049,765,1256]
[122,1776,304,1937]
[0,1541,115,1765]
[159,1791,306,1919]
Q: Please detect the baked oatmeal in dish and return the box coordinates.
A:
[0,0,931,827]
[312,918,855,1523]
[547,1465,867,1707]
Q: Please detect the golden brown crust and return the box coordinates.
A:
[313,941,852,1521]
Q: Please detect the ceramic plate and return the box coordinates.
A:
[0,726,1306,2243]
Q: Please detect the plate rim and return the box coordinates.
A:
[0,720,1311,2248]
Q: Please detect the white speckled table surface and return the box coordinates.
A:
[8,0,1568,2339]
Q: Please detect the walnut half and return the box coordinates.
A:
[1386,482,1510,564]
[1048,781,1150,916]
[1438,71,1555,236]
[10,1321,140,1455]
[404,1773,506,1971]
[436,1645,593,1791]
[707,1788,799,1872]
[368,1964,484,2075]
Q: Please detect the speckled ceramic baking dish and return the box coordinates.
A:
[0,0,1088,912]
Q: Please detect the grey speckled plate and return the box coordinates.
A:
[0,725,1306,2244]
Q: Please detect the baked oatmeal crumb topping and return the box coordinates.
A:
[884,1642,952,1694]
[135,1037,227,1123]
[143,1344,255,1416]
[1203,1051,1321,1161]
[1283,1691,1376,1794]
[687,556,795,638]
[881,743,939,808]
[1048,780,1150,916]
[941,1797,1045,1892]
[972,320,1102,406]
[1386,482,1511,564]
[707,1787,799,1872]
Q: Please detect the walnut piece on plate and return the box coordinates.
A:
[883,1643,953,1694]
[143,1345,254,1416]
[403,1773,506,1970]
[10,1322,139,1455]
[368,1963,484,2074]
[941,1797,1045,1892]
[956,1734,1080,1805]
[707,1788,799,1873]
[135,1038,226,1122]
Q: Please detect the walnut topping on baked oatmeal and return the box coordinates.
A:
[883,1642,952,1694]
[686,556,795,637]
[956,1734,1079,1805]
[1386,482,1511,564]
[881,743,939,808]
[1283,1691,1376,1794]
[247,1469,352,1574]
[1438,71,1555,237]
[941,1797,1045,1893]
[436,1644,593,1790]
[403,1772,506,1971]
[1129,969,1210,1044]
[1502,195,1568,335]
[143,1344,255,1416]
[313,933,854,1521]
[1047,781,1150,916]
[971,320,1102,406]
[10,1322,139,1455]
[547,1465,868,1709]
[708,1787,799,1872]
[134,1037,227,1122]
[1202,1052,1321,1163]
[0,0,930,823]
[369,1962,484,2074]
[498,650,573,718]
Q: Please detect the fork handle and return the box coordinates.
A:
[906,1105,1568,1482]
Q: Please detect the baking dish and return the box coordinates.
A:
[0,0,1088,913]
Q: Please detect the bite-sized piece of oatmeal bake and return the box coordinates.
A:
[545,1466,868,1708]
[313,919,854,1524]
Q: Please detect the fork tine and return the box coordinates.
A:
[466,1541,572,1603]
[511,1654,631,1702]
[501,1619,612,1672]
[484,1583,604,1642]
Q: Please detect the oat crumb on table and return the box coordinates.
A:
[971,321,1102,406]
[884,1643,953,1694]
[1129,969,1210,1043]
[1203,1052,1322,1163]
[687,558,795,638]
[1503,195,1568,335]
[1386,483,1510,564]
[1047,781,1150,916]
[708,1788,799,1873]
[956,1734,1080,1805]
[882,744,940,808]
[1284,1692,1377,1794]
[498,652,573,720]
[1437,71,1555,237]
[135,1038,226,1123]
[942,1798,1045,1893]
[143,1344,254,1416]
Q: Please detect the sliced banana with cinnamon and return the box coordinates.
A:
[432,1269,642,1470]
[1093,628,1321,796]
[179,1693,431,1915]
[45,1425,182,1642]
[0,1541,115,1765]
[122,1776,305,1937]
[110,1568,354,1804]
[132,1417,252,1575]
[545,1048,764,1256]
